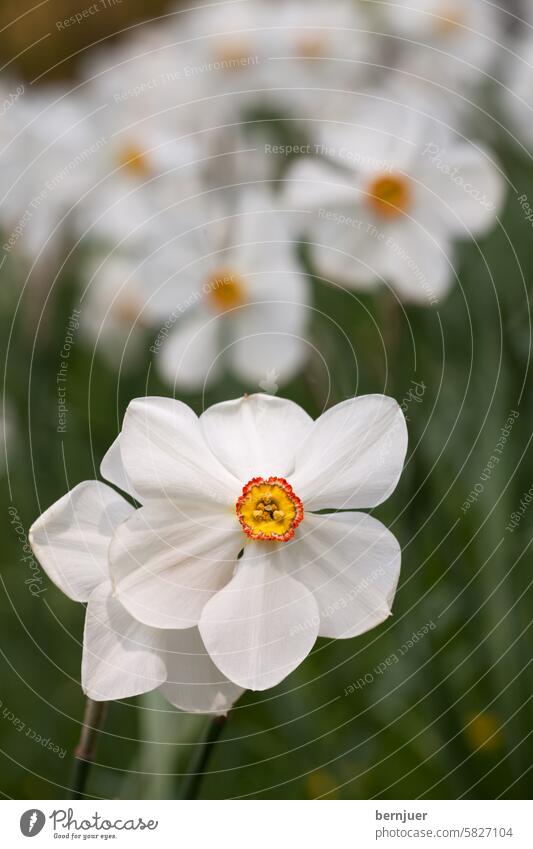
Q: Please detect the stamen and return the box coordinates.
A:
[236,476,304,542]
[367,174,412,219]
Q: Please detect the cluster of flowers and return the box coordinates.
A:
[3,0,532,392]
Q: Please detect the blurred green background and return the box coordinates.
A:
[0,0,531,800]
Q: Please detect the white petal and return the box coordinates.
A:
[160,628,245,715]
[110,500,242,629]
[82,581,167,700]
[200,393,313,482]
[432,144,505,237]
[306,208,387,288]
[291,395,407,510]
[199,542,319,691]
[278,512,401,639]
[29,481,133,602]
[117,396,241,506]
[156,310,223,391]
[284,158,354,211]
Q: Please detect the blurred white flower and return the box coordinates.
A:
[373,0,505,97]
[146,186,311,390]
[29,481,243,713]
[284,95,505,302]
[100,392,407,691]
[75,119,202,250]
[79,252,156,367]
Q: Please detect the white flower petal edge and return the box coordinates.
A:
[109,500,242,629]
[291,395,408,511]
[199,393,313,483]
[113,396,241,506]
[277,512,401,639]
[82,580,168,700]
[29,481,133,602]
[199,541,319,691]
[100,434,141,502]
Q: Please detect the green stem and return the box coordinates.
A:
[180,714,228,800]
[70,698,107,800]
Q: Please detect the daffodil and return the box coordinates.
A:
[284,94,505,302]
[99,392,407,691]
[145,186,311,390]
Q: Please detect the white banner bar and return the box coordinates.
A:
[2,799,531,848]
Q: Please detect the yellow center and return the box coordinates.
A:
[367,174,412,219]
[207,269,246,312]
[117,144,150,177]
[464,713,503,752]
[236,477,304,542]
[114,295,141,324]
[296,34,327,58]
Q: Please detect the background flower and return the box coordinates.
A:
[284,94,505,302]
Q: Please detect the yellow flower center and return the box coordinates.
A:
[464,712,503,752]
[113,293,146,325]
[236,477,304,542]
[117,144,150,177]
[207,269,246,312]
[367,173,412,219]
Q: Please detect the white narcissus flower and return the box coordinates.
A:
[0,86,97,260]
[29,481,244,714]
[146,187,311,390]
[98,392,407,691]
[284,96,505,303]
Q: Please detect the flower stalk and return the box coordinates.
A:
[70,698,107,800]
[180,713,229,800]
